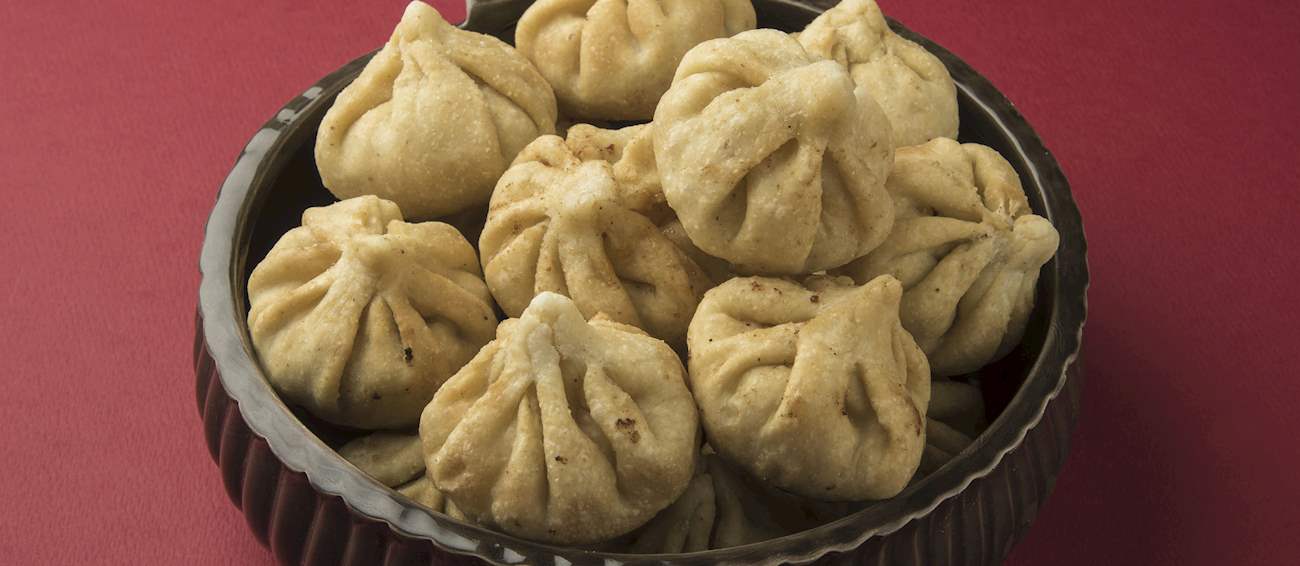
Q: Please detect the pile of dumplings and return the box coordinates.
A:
[247,0,1060,551]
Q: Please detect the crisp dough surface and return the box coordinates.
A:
[420,293,699,544]
[627,447,853,553]
[516,0,756,121]
[918,379,986,476]
[654,29,895,275]
[338,432,426,487]
[479,128,711,346]
[687,275,930,500]
[565,123,736,285]
[799,0,959,147]
[837,138,1060,376]
[247,196,497,429]
[316,1,557,219]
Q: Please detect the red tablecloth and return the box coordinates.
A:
[3,0,1296,564]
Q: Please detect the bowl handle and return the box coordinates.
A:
[463,0,534,33]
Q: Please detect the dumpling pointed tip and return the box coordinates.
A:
[862,274,904,302]
[529,291,571,308]
[1009,214,1061,267]
[402,0,439,19]
[398,0,448,32]
[520,292,583,324]
[1014,214,1059,241]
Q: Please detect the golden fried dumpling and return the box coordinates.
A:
[395,474,445,511]
[566,123,734,284]
[338,432,426,487]
[659,219,735,287]
[799,0,958,147]
[479,130,710,345]
[687,276,930,500]
[918,380,987,476]
[654,30,895,275]
[395,474,472,521]
[336,432,467,518]
[627,461,717,553]
[316,1,557,219]
[837,138,1060,376]
[247,196,497,429]
[516,0,756,121]
[627,448,852,553]
[419,293,700,544]
[562,123,670,221]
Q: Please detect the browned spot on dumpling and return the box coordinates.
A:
[615,417,641,443]
[403,347,414,364]
[554,455,568,464]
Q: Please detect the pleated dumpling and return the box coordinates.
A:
[479,129,710,346]
[516,0,757,121]
[687,276,930,500]
[627,448,851,553]
[837,138,1060,376]
[420,293,700,544]
[562,123,670,221]
[338,432,426,488]
[247,196,498,429]
[316,1,557,219]
[654,30,896,275]
[918,380,987,476]
[337,432,467,518]
[799,0,958,147]
[565,123,735,285]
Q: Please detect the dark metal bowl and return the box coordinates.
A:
[195,1,1089,564]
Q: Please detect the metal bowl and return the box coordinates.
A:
[195,1,1089,563]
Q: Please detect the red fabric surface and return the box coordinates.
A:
[2,0,1296,564]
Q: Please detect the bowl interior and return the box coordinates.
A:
[239,10,1053,443]
[212,1,1079,563]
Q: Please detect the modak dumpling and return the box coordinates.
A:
[628,448,851,553]
[837,138,1060,376]
[655,30,895,275]
[420,292,700,545]
[337,432,466,518]
[316,1,557,219]
[660,220,735,287]
[479,131,710,346]
[394,474,446,511]
[562,123,669,220]
[338,432,426,487]
[247,196,497,429]
[393,475,471,520]
[687,276,930,500]
[799,0,958,147]
[919,380,987,475]
[515,0,756,121]
[566,124,735,284]
[570,123,737,282]
[625,453,717,554]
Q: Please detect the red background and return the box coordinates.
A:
[2,0,1297,564]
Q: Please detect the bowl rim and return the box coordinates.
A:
[197,2,1089,564]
